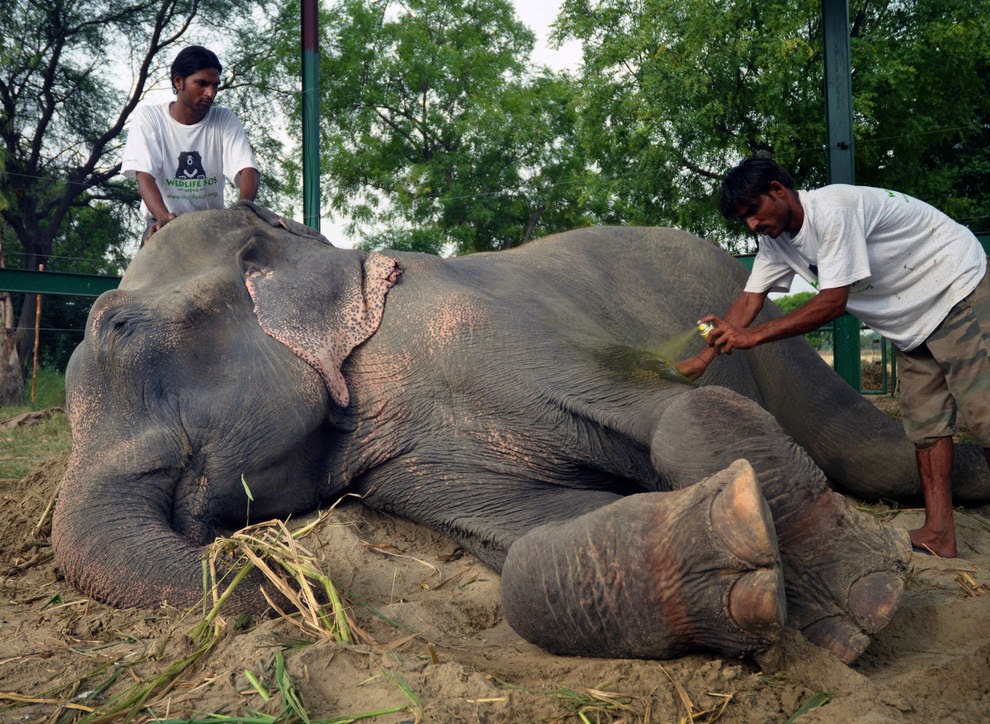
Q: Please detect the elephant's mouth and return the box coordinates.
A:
[173,421,334,540]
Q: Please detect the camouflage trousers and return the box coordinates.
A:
[895,267,990,449]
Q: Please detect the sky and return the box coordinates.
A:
[513,1,581,71]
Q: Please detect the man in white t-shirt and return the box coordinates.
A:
[122,45,259,243]
[677,156,990,558]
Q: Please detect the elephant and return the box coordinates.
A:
[53,203,990,668]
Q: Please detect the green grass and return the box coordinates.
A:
[1,366,66,411]
[0,368,71,481]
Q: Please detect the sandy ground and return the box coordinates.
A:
[2,423,990,722]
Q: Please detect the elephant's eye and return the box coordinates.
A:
[88,296,163,374]
[89,294,157,344]
[101,306,153,340]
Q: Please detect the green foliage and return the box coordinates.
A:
[254,0,598,254]
[555,0,821,246]
[787,691,832,723]
[555,0,990,247]
[39,203,134,370]
[0,368,69,480]
[0,0,277,256]
[228,0,989,253]
[0,366,66,413]
[55,204,134,277]
[849,0,990,232]
[2,0,984,269]
[4,203,136,372]
[773,291,817,315]
[356,227,449,255]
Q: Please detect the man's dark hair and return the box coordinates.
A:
[170,46,222,87]
[718,157,796,220]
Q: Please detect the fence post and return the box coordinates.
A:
[832,313,861,391]
[31,264,44,403]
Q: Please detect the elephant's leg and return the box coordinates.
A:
[649,386,911,663]
[501,460,785,668]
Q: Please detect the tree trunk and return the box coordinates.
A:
[1,235,25,406]
[0,291,24,406]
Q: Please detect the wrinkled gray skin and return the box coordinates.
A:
[53,203,990,667]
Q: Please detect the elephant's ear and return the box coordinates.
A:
[237,201,336,246]
[245,251,402,407]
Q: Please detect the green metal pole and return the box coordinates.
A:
[822,0,861,391]
[822,0,855,186]
[833,311,862,390]
[301,0,320,231]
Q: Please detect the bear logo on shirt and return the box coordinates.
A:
[175,151,207,180]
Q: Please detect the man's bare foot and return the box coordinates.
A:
[909,526,957,558]
[912,438,957,558]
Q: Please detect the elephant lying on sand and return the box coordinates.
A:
[53,203,990,667]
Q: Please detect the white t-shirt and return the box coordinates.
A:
[121,102,257,223]
[745,185,986,351]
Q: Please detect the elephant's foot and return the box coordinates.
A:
[501,460,786,669]
[776,490,911,663]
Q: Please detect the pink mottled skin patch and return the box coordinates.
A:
[485,429,539,467]
[425,294,489,348]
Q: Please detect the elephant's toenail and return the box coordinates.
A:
[710,461,778,567]
[849,571,905,633]
[801,616,871,664]
[726,568,786,638]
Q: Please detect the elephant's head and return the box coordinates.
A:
[53,203,400,610]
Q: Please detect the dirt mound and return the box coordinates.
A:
[2,452,990,722]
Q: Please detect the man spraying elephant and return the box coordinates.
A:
[679,156,990,559]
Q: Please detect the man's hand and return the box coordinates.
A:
[704,286,850,354]
[140,211,177,247]
[151,212,177,234]
[135,171,176,242]
[704,318,759,354]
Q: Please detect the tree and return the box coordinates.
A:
[0,41,20,405]
[848,0,990,228]
[0,0,275,376]
[255,0,598,254]
[555,0,990,249]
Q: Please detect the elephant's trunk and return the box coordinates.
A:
[53,452,269,612]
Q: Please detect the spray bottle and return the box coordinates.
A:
[697,321,717,340]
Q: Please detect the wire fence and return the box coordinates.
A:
[812,328,896,395]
